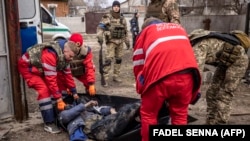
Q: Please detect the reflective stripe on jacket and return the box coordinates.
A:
[133,23,201,97]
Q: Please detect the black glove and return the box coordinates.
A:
[98,37,103,45]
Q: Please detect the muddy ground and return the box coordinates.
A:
[1,37,250,141]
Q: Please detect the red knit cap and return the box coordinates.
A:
[69,33,83,47]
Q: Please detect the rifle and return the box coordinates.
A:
[99,43,106,85]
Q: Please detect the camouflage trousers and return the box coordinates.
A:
[103,42,124,81]
[206,54,248,125]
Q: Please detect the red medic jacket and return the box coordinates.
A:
[133,23,201,102]
[22,48,77,99]
[78,46,96,84]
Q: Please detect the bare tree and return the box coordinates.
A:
[179,0,249,15]
[231,0,248,14]
[84,0,249,14]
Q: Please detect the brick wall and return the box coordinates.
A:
[41,0,69,17]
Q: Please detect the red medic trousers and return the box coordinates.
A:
[18,58,50,100]
[140,72,193,141]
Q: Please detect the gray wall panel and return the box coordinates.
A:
[0,57,12,118]
[0,0,13,119]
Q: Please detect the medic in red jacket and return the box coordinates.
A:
[133,18,201,141]
[63,33,96,96]
[74,46,96,93]
[18,40,80,134]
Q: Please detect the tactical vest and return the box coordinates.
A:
[107,14,126,39]
[70,55,85,77]
[189,29,242,67]
[27,41,67,71]
[145,0,168,22]
[216,42,241,67]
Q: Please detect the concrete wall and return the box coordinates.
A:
[56,14,248,84]
[180,15,246,33]
[57,17,86,33]
[57,14,246,34]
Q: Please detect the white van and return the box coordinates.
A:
[41,4,71,42]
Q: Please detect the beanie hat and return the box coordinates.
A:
[69,33,88,56]
[141,17,163,30]
[69,33,83,47]
[112,1,120,7]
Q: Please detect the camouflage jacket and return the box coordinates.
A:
[162,0,180,24]
[145,0,180,24]
[27,41,67,71]
[190,30,248,75]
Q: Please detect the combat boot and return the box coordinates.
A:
[102,81,108,87]
[113,76,122,83]
[205,118,217,125]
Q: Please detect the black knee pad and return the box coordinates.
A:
[104,59,112,66]
[115,58,122,64]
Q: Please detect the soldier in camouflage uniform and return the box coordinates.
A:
[145,0,180,24]
[97,1,130,87]
[189,29,250,125]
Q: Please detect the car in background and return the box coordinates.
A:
[41,4,71,42]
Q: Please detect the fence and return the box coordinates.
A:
[57,14,246,34]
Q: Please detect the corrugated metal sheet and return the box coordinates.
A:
[0,0,14,120]
[85,12,105,34]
